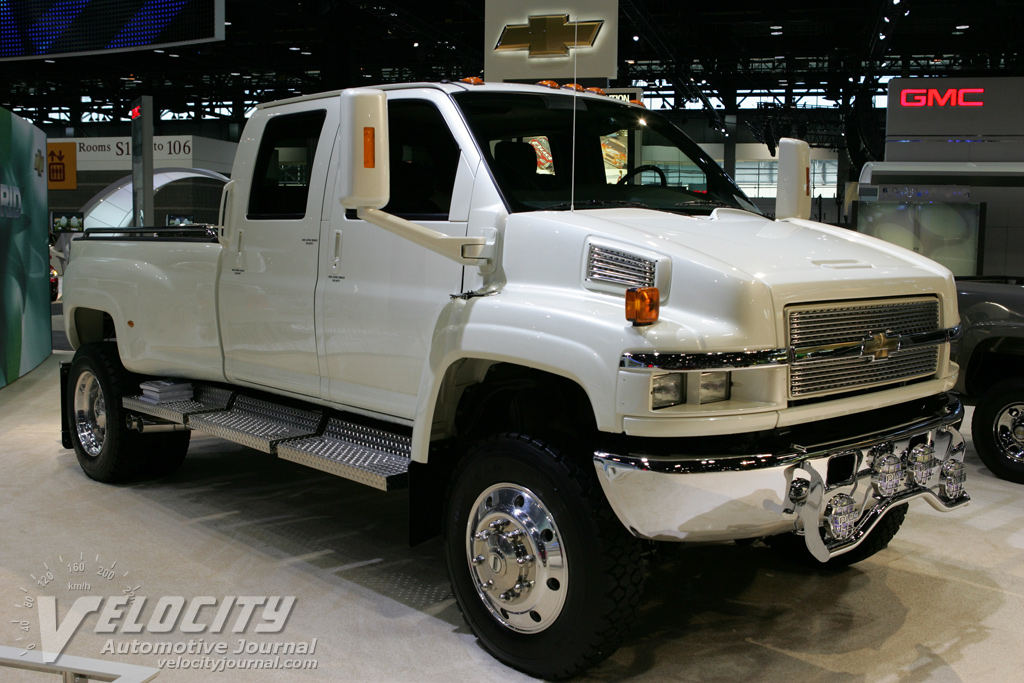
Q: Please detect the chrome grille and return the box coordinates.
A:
[788,299,941,398]
[587,245,655,288]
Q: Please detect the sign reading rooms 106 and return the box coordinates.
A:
[76,139,193,156]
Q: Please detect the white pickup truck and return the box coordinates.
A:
[61,81,969,678]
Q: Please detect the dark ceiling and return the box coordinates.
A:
[3,0,1022,156]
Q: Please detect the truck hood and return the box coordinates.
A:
[509,207,957,351]
[585,207,954,305]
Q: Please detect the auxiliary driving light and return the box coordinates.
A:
[907,443,936,486]
[824,494,859,541]
[940,459,967,500]
[872,453,903,498]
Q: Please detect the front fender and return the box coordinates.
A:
[410,287,637,462]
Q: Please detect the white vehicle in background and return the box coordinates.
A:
[60,80,969,678]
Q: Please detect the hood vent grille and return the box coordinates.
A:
[587,245,656,289]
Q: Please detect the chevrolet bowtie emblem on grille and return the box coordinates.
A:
[495,14,603,57]
[862,331,901,360]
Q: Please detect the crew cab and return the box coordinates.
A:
[61,81,969,678]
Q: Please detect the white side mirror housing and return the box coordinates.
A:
[776,137,811,221]
[339,89,389,209]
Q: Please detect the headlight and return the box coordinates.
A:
[699,371,731,404]
[651,374,685,409]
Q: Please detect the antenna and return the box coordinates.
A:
[570,15,578,212]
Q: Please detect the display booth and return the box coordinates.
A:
[857,77,1024,276]
[0,107,50,389]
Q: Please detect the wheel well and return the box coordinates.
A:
[73,308,116,346]
[452,363,598,449]
[409,362,600,546]
[964,338,1024,396]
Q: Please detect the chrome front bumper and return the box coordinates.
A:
[593,394,969,562]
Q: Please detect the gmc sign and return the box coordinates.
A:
[900,87,985,107]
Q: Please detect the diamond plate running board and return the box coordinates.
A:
[123,385,234,423]
[187,394,322,453]
[277,418,411,491]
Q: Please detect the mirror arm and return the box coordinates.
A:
[357,207,493,266]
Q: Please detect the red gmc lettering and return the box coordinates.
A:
[900,87,985,107]
[900,89,927,106]
[928,89,956,107]
[957,88,984,106]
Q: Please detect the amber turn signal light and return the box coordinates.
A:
[363,127,375,168]
[626,287,659,325]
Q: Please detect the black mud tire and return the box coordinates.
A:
[443,434,644,680]
[971,378,1024,484]
[66,342,147,482]
[766,504,909,569]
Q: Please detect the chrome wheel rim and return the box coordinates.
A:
[74,369,107,457]
[994,402,1024,463]
[466,483,567,633]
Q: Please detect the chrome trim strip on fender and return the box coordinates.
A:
[620,325,961,371]
[620,348,789,370]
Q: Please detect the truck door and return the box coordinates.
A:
[219,104,335,397]
[317,94,474,419]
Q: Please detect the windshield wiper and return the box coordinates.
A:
[544,199,650,211]
[674,199,736,208]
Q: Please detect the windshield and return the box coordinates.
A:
[452,90,759,215]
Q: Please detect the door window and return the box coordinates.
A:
[382,101,460,219]
[248,110,327,219]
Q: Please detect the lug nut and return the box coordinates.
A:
[471,555,485,565]
[473,530,492,541]
[489,519,509,530]
[504,529,524,540]
[516,554,535,566]
[480,580,494,592]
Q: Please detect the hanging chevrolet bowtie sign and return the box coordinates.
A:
[495,15,603,57]
[484,0,618,82]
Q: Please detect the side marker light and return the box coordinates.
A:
[626,287,659,325]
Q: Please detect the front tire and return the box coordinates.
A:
[971,378,1024,484]
[443,434,643,679]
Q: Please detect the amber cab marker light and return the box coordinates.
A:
[536,80,560,89]
[363,127,375,168]
[460,76,484,85]
[626,287,659,325]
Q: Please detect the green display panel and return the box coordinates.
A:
[1,107,50,388]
